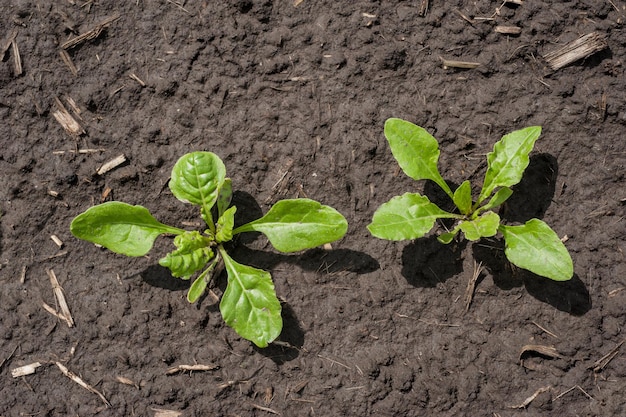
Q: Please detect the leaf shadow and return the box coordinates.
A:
[401,235,467,287]
[501,153,558,223]
[473,240,591,316]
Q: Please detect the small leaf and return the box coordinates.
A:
[233,199,348,253]
[438,228,460,244]
[476,187,513,214]
[478,126,542,203]
[453,180,472,215]
[219,250,282,348]
[169,152,226,211]
[459,211,500,241]
[368,193,459,241]
[500,219,573,281]
[384,118,453,198]
[70,202,183,257]
[217,178,233,217]
[158,231,214,279]
[187,260,218,303]
[216,206,237,243]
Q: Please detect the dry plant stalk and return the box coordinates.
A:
[519,344,564,361]
[543,32,608,70]
[439,57,482,69]
[52,97,85,136]
[152,409,182,417]
[464,261,483,312]
[47,268,74,327]
[495,26,522,35]
[11,362,42,378]
[62,12,121,49]
[55,362,111,407]
[418,0,429,17]
[11,40,22,76]
[166,364,219,375]
[509,386,551,409]
[96,154,127,175]
[59,50,78,76]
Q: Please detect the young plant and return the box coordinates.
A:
[368,118,573,281]
[71,152,348,347]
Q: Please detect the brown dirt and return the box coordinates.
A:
[1,1,625,416]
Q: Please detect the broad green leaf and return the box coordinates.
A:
[217,178,233,217]
[158,231,214,279]
[219,249,282,348]
[478,126,541,203]
[169,152,226,211]
[459,211,500,241]
[475,187,513,215]
[187,260,218,303]
[70,202,183,257]
[367,193,459,241]
[500,219,573,281]
[453,180,472,215]
[216,206,237,243]
[384,118,453,198]
[233,199,348,253]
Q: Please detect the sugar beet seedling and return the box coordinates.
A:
[71,152,348,347]
[368,118,573,281]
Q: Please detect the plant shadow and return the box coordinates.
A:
[473,241,591,316]
[502,153,558,223]
[140,190,379,361]
[401,235,467,287]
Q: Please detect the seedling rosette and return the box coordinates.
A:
[368,118,573,282]
[71,152,348,347]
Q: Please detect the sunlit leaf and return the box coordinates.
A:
[233,199,348,252]
[453,180,472,215]
[459,211,500,241]
[70,202,183,257]
[169,152,226,211]
[384,118,453,198]
[219,250,282,348]
[216,206,237,243]
[368,193,459,240]
[478,126,541,204]
[476,187,513,214]
[158,231,214,279]
[500,219,573,281]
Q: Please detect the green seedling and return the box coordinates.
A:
[368,118,573,281]
[71,152,348,347]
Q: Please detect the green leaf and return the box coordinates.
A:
[367,193,459,241]
[476,187,513,215]
[169,152,226,211]
[158,231,214,279]
[217,178,233,217]
[70,202,183,257]
[216,206,237,243]
[453,180,472,215]
[219,249,282,348]
[233,199,348,253]
[459,211,500,241]
[499,219,573,281]
[384,118,453,198]
[478,126,542,203]
[438,227,460,244]
[187,259,219,303]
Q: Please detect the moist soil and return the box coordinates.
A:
[1,1,625,416]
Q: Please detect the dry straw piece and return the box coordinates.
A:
[543,32,608,70]
[46,268,74,327]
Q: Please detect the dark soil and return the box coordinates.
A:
[1,1,625,416]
